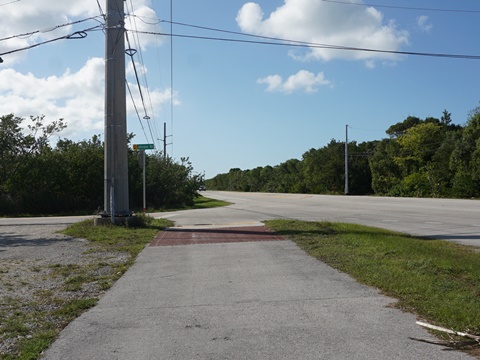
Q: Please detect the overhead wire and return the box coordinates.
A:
[148,11,168,155]
[125,32,156,147]
[129,27,480,60]
[3,11,478,61]
[0,0,20,6]
[0,24,103,57]
[0,16,104,42]
[125,0,160,149]
[126,80,150,141]
[125,6,176,157]
[319,0,480,14]
[95,0,105,21]
[125,33,148,118]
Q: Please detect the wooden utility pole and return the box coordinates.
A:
[103,0,131,221]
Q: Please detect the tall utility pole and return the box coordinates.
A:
[345,124,349,195]
[163,122,167,158]
[161,122,172,160]
[103,0,131,220]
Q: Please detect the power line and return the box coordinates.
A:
[0,0,20,6]
[319,0,480,14]
[0,16,104,42]
[125,33,148,118]
[128,28,480,60]
[133,10,160,146]
[125,0,161,149]
[125,35,156,147]
[0,24,103,57]
[126,13,162,25]
[127,11,174,155]
[95,0,105,20]
[3,13,477,64]
[126,80,150,142]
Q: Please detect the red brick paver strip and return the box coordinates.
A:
[150,226,286,246]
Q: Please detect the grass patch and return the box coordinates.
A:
[142,195,231,213]
[62,217,173,259]
[52,298,98,321]
[265,219,480,337]
[191,196,231,209]
[11,330,57,360]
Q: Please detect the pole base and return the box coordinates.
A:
[99,210,133,218]
[94,216,126,226]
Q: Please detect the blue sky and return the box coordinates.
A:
[1,0,479,178]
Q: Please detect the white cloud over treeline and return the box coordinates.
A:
[0,57,174,138]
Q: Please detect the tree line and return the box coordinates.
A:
[0,114,203,215]
[207,106,480,198]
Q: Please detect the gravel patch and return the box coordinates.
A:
[0,224,88,262]
[0,223,129,358]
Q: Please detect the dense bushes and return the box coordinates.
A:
[0,114,202,215]
[207,139,374,195]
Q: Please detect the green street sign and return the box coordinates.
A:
[133,143,155,150]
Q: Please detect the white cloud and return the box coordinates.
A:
[236,0,409,65]
[257,70,331,93]
[417,16,433,33]
[0,58,105,137]
[0,57,175,139]
[257,74,283,92]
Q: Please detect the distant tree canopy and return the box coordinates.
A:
[207,106,480,199]
[0,114,203,215]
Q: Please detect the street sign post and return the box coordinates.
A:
[132,146,151,212]
[133,144,154,150]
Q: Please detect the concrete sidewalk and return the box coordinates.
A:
[42,226,473,359]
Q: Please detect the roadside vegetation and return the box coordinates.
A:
[208,105,480,199]
[0,114,204,216]
[0,215,172,360]
[266,219,480,354]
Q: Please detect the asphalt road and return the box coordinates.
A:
[2,192,479,249]
[157,191,480,247]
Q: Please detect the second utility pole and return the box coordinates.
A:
[345,124,349,195]
[162,122,172,159]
